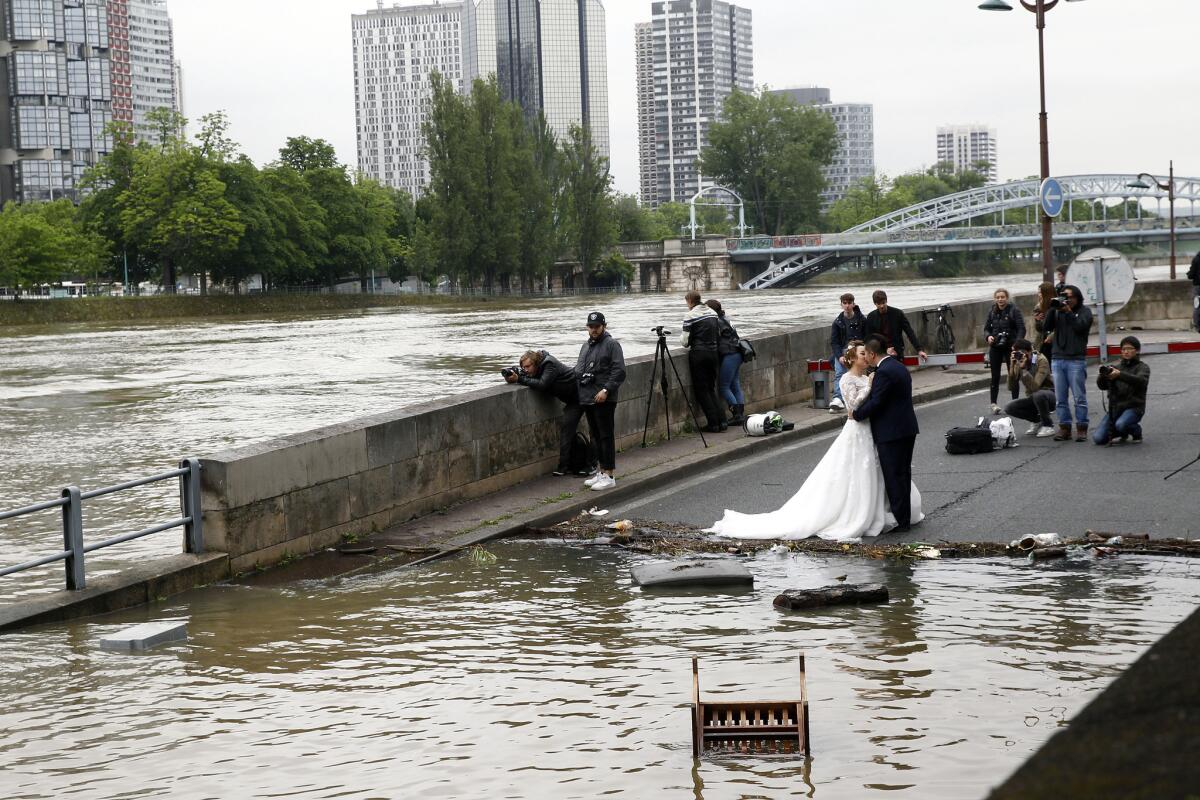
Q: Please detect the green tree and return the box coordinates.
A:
[700,89,838,235]
[560,124,616,287]
[826,173,890,231]
[513,115,561,290]
[278,136,341,173]
[613,193,653,242]
[423,72,481,287]
[0,203,71,293]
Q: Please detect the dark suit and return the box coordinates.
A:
[852,356,919,527]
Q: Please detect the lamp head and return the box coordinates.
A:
[1126,177,1151,190]
[978,0,1013,8]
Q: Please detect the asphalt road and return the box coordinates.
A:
[615,352,1200,544]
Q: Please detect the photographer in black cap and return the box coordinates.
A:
[575,312,626,491]
[504,349,596,476]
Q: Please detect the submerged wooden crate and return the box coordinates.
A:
[690,654,810,757]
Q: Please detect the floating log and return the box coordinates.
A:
[631,558,753,588]
[773,583,888,610]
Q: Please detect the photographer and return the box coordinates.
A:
[576,312,626,491]
[504,349,595,476]
[681,290,725,432]
[983,288,1026,415]
[1003,339,1056,438]
[1092,336,1151,446]
[1044,284,1094,441]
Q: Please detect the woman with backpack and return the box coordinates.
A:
[983,288,1026,415]
[706,299,747,425]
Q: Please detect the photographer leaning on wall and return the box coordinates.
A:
[1093,336,1151,446]
[1003,339,1056,438]
[504,349,596,476]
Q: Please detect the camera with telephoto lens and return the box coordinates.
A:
[579,372,596,386]
[1049,294,1068,309]
[500,365,521,379]
[1099,364,1114,376]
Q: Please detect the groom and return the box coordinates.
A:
[850,335,920,531]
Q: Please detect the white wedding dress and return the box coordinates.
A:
[708,373,923,542]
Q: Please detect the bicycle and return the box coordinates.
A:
[922,304,956,368]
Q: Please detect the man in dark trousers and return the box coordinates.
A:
[865,290,927,362]
[851,336,921,531]
[1188,251,1200,332]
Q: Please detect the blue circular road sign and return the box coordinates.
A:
[1040,177,1066,218]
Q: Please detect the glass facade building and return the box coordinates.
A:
[1,0,116,204]
[641,0,752,208]
[462,0,608,157]
[352,1,464,198]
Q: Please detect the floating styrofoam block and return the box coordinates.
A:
[630,559,753,588]
[100,621,188,651]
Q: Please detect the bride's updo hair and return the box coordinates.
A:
[843,339,865,367]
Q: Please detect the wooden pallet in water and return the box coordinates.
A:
[690,654,810,757]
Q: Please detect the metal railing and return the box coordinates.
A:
[0,459,204,591]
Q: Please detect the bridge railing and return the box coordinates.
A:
[0,459,204,590]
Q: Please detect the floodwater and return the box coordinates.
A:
[0,266,1172,599]
[1,542,1196,799]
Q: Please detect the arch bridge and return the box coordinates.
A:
[732,173,1200,289]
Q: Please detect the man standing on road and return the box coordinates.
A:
[1188,251,1200,332]
[1044,284,1094,442]
[829,293,866,412]
[865,290,927,362]
[576,312,626,491]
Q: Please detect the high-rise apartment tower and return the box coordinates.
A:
[352,1,464,197]
[128,0,181,143]
[936,124,998,183]
[769,87,875,210]
[0,0,115,204]
[638,0,753,208]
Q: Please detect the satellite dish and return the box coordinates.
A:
[1066,248,1135,316]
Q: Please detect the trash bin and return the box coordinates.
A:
[810,366,831,409]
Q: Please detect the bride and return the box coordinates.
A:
[708,341,923,542]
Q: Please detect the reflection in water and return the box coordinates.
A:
[0,543,1194,799]
[0,265,1175,600]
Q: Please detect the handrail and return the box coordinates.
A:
[0,458,204,591]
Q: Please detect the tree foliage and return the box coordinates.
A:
[700,89,838,236]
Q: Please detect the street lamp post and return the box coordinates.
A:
[1127,161,1177,280]
[979,0,1087,284]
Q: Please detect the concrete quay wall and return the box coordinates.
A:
[200,279,1192,573]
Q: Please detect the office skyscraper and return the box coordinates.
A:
[352,1,464,197]
[770,87,875,209]
[128,0,181,144]
[936,124,998,183]
[461,0,608,157]
[634,21,655,206]
[1,0,115,205]
[640,0,753,208]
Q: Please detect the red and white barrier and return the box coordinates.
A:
[806,339,1200,372]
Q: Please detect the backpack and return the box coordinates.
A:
[945,426,994,455]
[737,337,756,362]
[568,432,597,474]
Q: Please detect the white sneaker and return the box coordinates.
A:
[991,404,1003,415]
[1036,425,1056,438]
[1024,422,1040,436]
[590,474,616,491]
[829,398,845,411]
[583,472,603,487]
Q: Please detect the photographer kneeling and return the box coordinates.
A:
[1003,339,1056,438]
[505,349,596,476]
[1092,336,1151,446]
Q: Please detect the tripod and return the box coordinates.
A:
[641,327,708,449]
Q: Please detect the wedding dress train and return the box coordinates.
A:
[708,373,923,541]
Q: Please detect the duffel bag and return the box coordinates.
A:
[945,426,994,455]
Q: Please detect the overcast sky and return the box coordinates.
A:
[170,0,1199,197]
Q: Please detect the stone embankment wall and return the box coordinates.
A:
[200,279,1192,573]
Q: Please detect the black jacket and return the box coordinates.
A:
[852,356,919,442]
[681,304,720,352]
[516,350,577,405]
[716,315,740,357]
[1188,252,1200,286]
[1097,357,1150,416]
[865,306,922,357]
[1044,302,1093,358]
[575,332,626,405]
[830,306,867,355]
[984,303,1027,347]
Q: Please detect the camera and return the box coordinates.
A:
[651,325,672,337]
[994,332,1011,348]
[500,366,520,379]
[1099,364,1113,376]
[1049,294,1068,309]
[579,372,596,386]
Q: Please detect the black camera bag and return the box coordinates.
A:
[945,426,994,455]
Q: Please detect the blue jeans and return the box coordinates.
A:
[831,352,848,402]
[1092,409,1144,444]
[1052,356,1088,426]
[718,353,745,406]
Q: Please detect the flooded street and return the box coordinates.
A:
[0,267,1174,599]
[1,542,1196,799]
